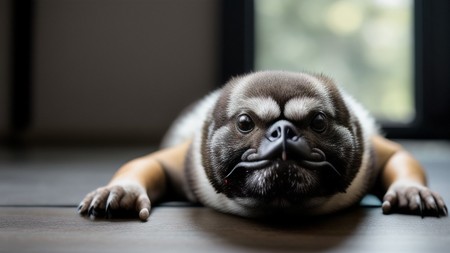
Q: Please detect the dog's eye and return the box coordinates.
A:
[237,114,255,133]
[310,113,327,133]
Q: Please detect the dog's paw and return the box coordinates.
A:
[382,180,447,217]
[78,181,151,221]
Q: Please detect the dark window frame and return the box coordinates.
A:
[8,0,34,147]
[221,0,450,139]
[220,0,254,85]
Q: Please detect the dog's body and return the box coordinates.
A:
[79,71,447,220]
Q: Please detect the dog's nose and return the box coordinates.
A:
[256,120,308,161]
[267,120,300,142]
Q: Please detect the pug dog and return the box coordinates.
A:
[78,71,447,220]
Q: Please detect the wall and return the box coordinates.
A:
[27,0,219,144]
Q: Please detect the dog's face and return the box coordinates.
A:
[201,71,364,210]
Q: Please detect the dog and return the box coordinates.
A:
[78,71,447,220]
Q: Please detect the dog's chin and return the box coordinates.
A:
[227,161,322,206]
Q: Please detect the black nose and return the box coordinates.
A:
[267,120,300,142]
[254,120,311,161]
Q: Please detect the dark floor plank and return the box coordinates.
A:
[0,146,153,206]
[0,206,449,253]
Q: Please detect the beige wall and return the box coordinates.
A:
[26,0,219,144]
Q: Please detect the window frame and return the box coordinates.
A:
[7,0,34,146]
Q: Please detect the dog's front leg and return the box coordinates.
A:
[78,141,191,221]
[373,136,447,217]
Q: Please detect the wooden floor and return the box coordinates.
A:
[1,140,449,253]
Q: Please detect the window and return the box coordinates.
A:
[221,0,450,139]
[255,0,414,124]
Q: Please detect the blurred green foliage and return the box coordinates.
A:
[255,0,413,123]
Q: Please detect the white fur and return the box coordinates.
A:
[161,90,220,148]
[284,97,333,121]
[241,97,281,121]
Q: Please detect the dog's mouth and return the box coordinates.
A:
[225,148,340,179]
[222,147,343,207]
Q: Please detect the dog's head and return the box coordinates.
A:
[201,71,365,211]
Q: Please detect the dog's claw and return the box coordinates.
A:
[88,205,94,217]
[418,196,424,219]
[105,203,112,219]
[433,206,440,218]
[105,203,110,213]
[433,202,440,218]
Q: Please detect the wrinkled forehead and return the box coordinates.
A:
[226,72,336,121]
